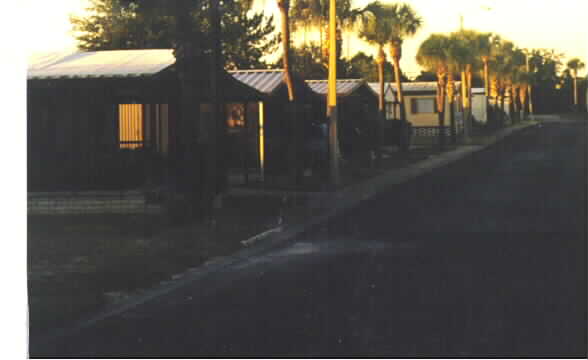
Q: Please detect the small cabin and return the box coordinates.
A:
[306,79,378,161]
[27,49,262,194]
[229,69,324,183]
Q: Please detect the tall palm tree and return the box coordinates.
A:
[244,0,295,101]
[290,0,370,72]
[566,58,586,111]
[475,32,493,98]
[470,32,495,124]
[449,32,476,140]
[444,36,465,144]
[489,39,516,126]
[245,0,301,182]
[508,47,527,122]
[357,1,393,162]
[517,71,531,119]
[512,69,532,120]
[276,0,296,101]
[381,3,423,123]
[416,33,449,149]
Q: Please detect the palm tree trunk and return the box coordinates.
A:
[447,72,456,144]
[277,0,301,185]
[375,47,386,166]
[528,83,534,117]
[465,64,473,135]
[490,76,499,126]
[520,85,528,120]
[507,85,514,123]
[390,42,407,124]
[483,58,490,124]
[461,70,471,143]
[279,0,295,102]
[483,58,490,95]
[573,76,578,111]
[436,67,446,150]
[499,85,506,125]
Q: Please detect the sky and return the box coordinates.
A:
[23,0,588,77]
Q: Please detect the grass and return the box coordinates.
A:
[27,197,284,335]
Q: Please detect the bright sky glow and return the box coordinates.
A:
[24,0,90,53]
[24,0,588,78]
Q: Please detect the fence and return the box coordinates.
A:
[411,120,465,146]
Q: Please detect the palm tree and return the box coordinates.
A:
[489,39,516,126]
[508,47,527,122]
[470,31,495,124]
[357,1,392,163]
[449,32,476,140]
[290,0,370,72]
[416,33,449,149]
[513,70,532,120]
[276,0,295,101]
[444,36,465,144]
[454,30,498,131]
[475,32,493,98]
[566,57,586,111]
[245,0,301,182]
[381,3,423,123]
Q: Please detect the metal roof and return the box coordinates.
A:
[27,49,176,80]
[229,69,286,95]
[306,79,370,97]
[368,83,396,102]
[389,81,462,93]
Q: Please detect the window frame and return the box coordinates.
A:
[410,97,437,114]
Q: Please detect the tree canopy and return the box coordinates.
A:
[70,0,278,69]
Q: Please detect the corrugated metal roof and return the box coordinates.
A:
[27,49,176,80]
[368,83,396,102]
[229,69,285,95]
[306,79,366,97]
[389,81,462,93]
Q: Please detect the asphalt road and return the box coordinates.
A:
[31,118,587,358]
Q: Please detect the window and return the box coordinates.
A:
[118,104,169,153]
[410,98,436,114]
[119,104,143,149]
[226,103,245,129]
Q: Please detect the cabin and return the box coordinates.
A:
[306,79,378,161]
[229,69,323,183]
[387,82,464,143]
[27,49,262,213]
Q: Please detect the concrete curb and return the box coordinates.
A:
[32,120,538,350]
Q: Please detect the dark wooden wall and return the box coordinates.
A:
[27,78,177,191]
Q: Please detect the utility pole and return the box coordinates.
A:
[328,0,340,187]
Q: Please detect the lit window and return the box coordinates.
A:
[119,104,143,149]
[226,103,245,128]
[118,104,169,153]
